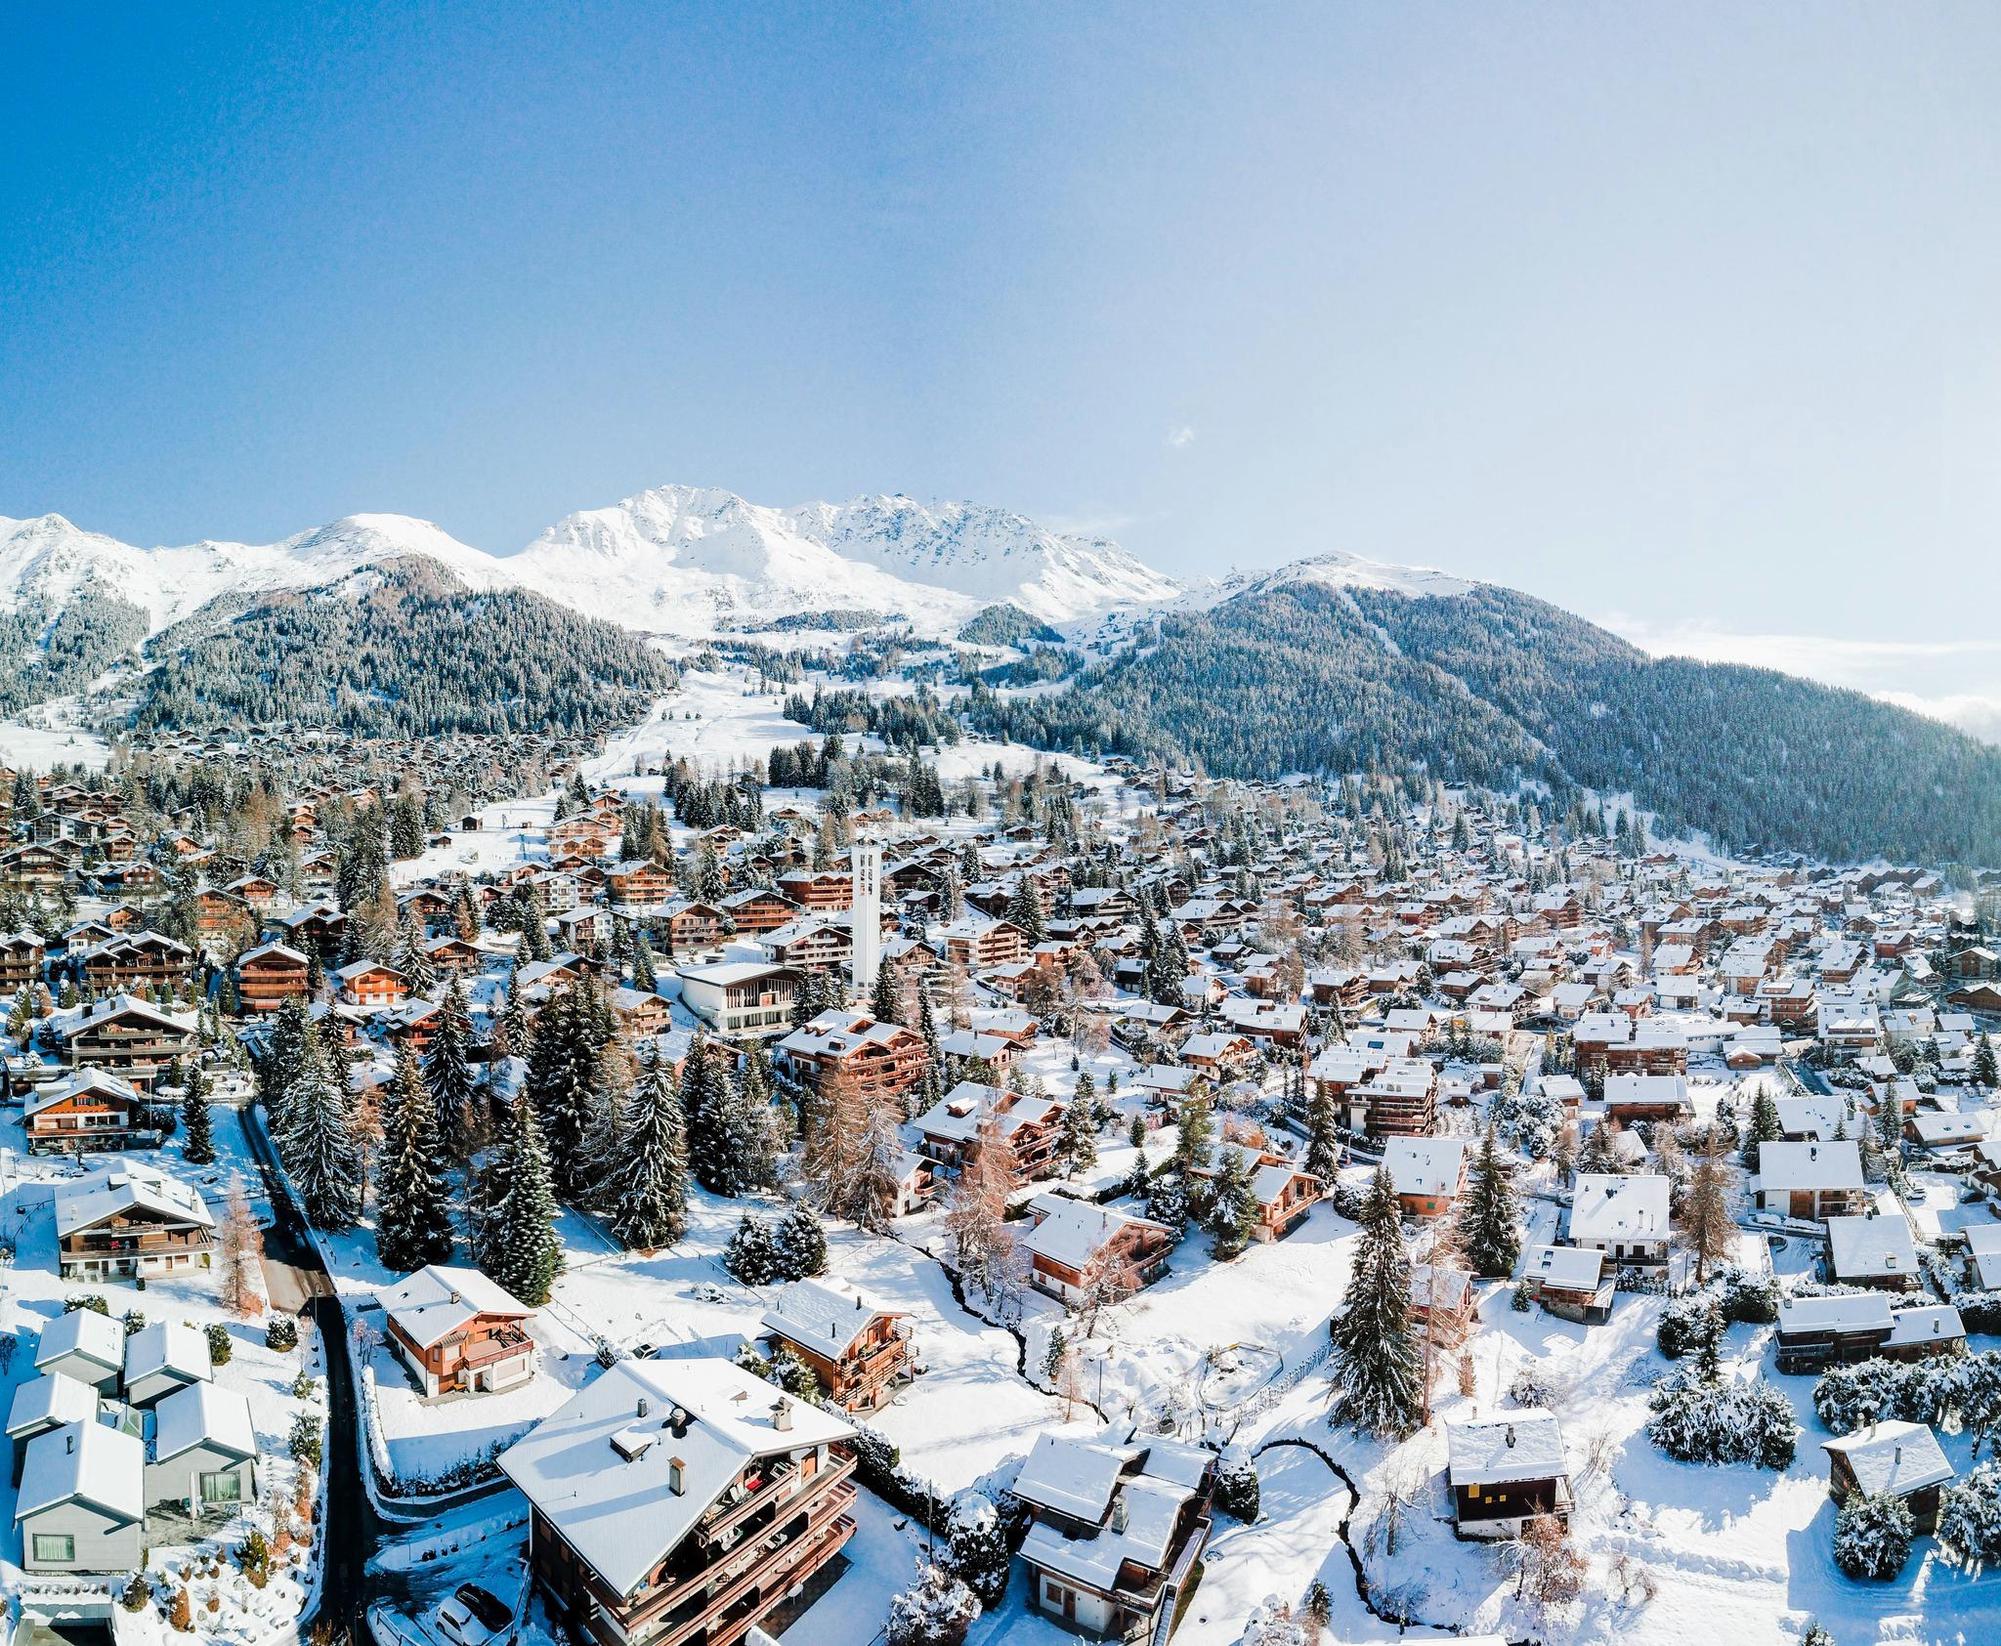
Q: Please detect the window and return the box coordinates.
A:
[32,1533,75,1563]
[199,1470,244,1506]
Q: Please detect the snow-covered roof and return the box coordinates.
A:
[15,1418,142,1524]
[1012,1432,1129,1522]
[123,1321,214,1388]
[152,1382,256,1462]
[35,1306,125,1373]
[54,1161,214,1239]
[1020,1195,1169,1269]
[23,1067,144,1118]
[5,1371,100,1439]
[1568,1173,1670,1243]
[1380,1136,1466,1198]
[1826,1215,1918,1281]
[1777,1293,1894,1334]
[1885,1303,1963,1350]
[1524,1243,1605,1291]
[1822,1421,1953,1498]
[760,1278,900,1357]
[1755,1139,1863,1193]
[497,1358,852,1597]
[1447,1411,1567,1487]
[377,1264,533,1349]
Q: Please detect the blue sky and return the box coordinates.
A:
[3,4,1998,724]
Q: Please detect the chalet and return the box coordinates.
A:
[1823,1422,1953,1533]
[334,959,409,1008]
[15,1419,144,1574]
[677,961,802,1040]
[33,1309,126,1394]
[53,1162,215,1282]
[0,929,45,990]
[422,934,486,976]
[57,995,199,1089]
[1350,1059,1438,1138]
[937,916,1029,971]
[1600,1073,1693,1125]
[759,1278,914,1413]
[77,930,194,992]
[1188,1141,1324,1241]
[1775,1295,1965,1375]
[499,1359,858,1646]
[1753,1139,1866,1220]
[1826,1214,1920,1290]
[276,902,348,951]
[1021,1193,1176,1306]
[1380,1136,1467,1218]
[1176,1031,1256,1078]
[377,1265,536,1398]
[913,1081,1066,1185]
[145,1382,259,1516]
[235,941,310,1012]
[775,1011,927,1107]
[24,1069,156,1155]
[757,914,851,972]
[606,860,676,909]
[1012,1433,1213,1641]
[193,887,254,940]
[660,900,730,953]
[1520,1243,1614,1325]
[1565,1173,1671,1268]
[718,887,798,935]
[1447,1411,1571,1539]
[775,867,853,912]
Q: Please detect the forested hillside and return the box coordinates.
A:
[132,558,676,737]
[0,577,149,714]
[968,579,2001,865]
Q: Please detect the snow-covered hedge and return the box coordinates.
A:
[1936,1460,2001,1570]
[1647,1371,1798,1468]
[1813,1351,2001,1438]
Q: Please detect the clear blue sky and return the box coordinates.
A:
[4,3,1999,665]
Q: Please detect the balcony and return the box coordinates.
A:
[462,1324,534,1368]
[696,1451,854,1550]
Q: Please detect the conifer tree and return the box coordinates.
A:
[524,989,601,1203]
[181,1060,215,1166]
[631,931,658,993]
[1208,1147,1262,1260]
[1977,1031,1998,1091]
[282,1024,362,1231]
[690,1053,769,1197]
[425,972,481,1162]
[395,906,436,995]
[871,961,902,1025]
[1330,1166,1423,1437]
[1303,1082,1342,1184]
[1677,1132,1737,1286]
[1741,1085,1783,1175]
[1456,1125,1521,1278]
[1060,1077,1098,1176]
[475,1095,563,1305]
[774,1199,827,1278]
[376,1041,453,1272]
[605,1047,688,1251]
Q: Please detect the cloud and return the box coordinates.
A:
[1165,425,1196,449]
[1598,614,2001,745]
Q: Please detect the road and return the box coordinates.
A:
[235,1106,383,1641]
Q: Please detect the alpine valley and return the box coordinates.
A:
[2,483,1997,866]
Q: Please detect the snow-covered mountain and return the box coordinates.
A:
[0,511,510,635]
[0,484,1183,650]
[507,485,1180,636]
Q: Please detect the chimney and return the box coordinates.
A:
[773,1398,793,1433]
[636,1398,650,1420]
[1111,1496,1128,1533]
[1505,1424,1517,1448]
[669,1406,691,1437]
[669,1457,686,1496]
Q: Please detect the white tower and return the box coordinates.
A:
[850,837,883,998]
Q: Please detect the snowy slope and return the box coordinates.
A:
[507,484,1181,637]
[1181,548,1478,611]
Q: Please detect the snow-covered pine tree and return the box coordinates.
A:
[1208,1148,1262,1261]
[939,1493,1010,1608]
[1456,1125,1521,1278]
[774,1200,828,1279]
[1741,1084,1782,1174]
[1305,1082,1342,1182]
[1936,1459,2001,1570]
[688,1036,764,1196]
[605,1046,688,1251]
[475,1095,563,1305]
[425,972,481,1163]
[1833,1489,1914,1581]
[394,906,436,995]
[181,1060,215,1166]
[1330,1165,1423,1437]
[1059,1078,1098,1176]
[885,1561,980,1646]
[723,1214,780,1285]
[524,988,602,1203]
[281,1024,362,1231]
[631,931,658,993]
[375,1040,453,1272]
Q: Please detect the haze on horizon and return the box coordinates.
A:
[3,3,1998,731]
